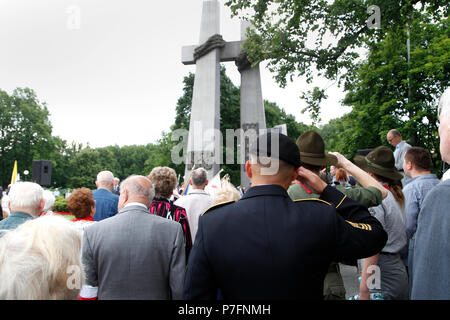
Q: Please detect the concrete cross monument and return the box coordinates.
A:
[182,0,266,188]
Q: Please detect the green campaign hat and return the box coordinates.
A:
[295,130,337,166]
[354,146,403,181]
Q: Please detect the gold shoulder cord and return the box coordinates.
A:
[201,200,235,216]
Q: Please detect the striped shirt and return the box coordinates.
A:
[150,198,192,258]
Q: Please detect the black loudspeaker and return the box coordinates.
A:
[32,160,52,186]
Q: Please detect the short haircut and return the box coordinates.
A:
[404,147,433,171]
[96,171,114,183]
[438,87,450,117]
[249,154,295,179]
[389,129,401,137]
[148,167,177,198]
[8,182,44,214]
[42,190,56,213]
[191,168,208,187]
[67,188,95,219]
[121,175,155,202]
[0,215,83,299]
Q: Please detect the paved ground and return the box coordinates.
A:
[339,263,360,299]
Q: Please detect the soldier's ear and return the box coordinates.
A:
[291,167,300,182]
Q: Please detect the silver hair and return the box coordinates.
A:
[191,168,208,187]
[0,215,83,299]
[8,182,44,215]
[42,190,56,213]
[120,175,155,202]
[96,171,114,183]
[438,87,450,118]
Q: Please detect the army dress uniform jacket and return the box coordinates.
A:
[184,184,387,300]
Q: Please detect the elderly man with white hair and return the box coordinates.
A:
[92,170,119,221]
[0,182,44,238]
[174,167,213,243]
[410,87,450,300]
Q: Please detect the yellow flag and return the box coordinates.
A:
[10,160,18,185]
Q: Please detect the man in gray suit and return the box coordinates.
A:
[80,175,186,300]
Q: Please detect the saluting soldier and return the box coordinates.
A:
[184,132,387,300]
[287,130,389,299]
[288,130,387,207]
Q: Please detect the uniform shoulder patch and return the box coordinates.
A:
[345,220,373,231]
[201,200,235,216]
[293,198,332,206]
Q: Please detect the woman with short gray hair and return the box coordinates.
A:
[148,167,192,258]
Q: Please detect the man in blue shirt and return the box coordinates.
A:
[93,171,119,221]
[401,147,440,277]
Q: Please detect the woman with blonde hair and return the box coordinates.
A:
[0,215,84,299]
[213,175,241,205]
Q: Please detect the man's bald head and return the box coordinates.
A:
[118,175,154,211]
[387,129,402,147]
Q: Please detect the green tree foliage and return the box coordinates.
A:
[0,88,54,188]
[224,0,448,119]
[0,71,309,189]
[46,137,83,188]
[67,148,105,189]
[319,13,449,173]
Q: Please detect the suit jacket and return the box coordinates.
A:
[184,185,387,300]
[82,204,186,300]
[411,179,450,299]
[92,188,119,221]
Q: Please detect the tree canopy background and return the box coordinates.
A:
[1,2,448,188]
[0,67,311,188]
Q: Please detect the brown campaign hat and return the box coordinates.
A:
[296,130,337,166]
[354,146,403,181]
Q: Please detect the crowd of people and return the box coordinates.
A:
[0,88,449,300]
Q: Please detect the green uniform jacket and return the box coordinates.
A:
[288,183,382,208]
[288,182,382,300]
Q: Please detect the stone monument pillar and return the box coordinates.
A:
[184,0,222,181]
[238,21,267,189]
[181,1,266,187]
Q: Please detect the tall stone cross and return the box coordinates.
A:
[181,0,266,188]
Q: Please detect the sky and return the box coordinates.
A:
[0,0,351,148]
